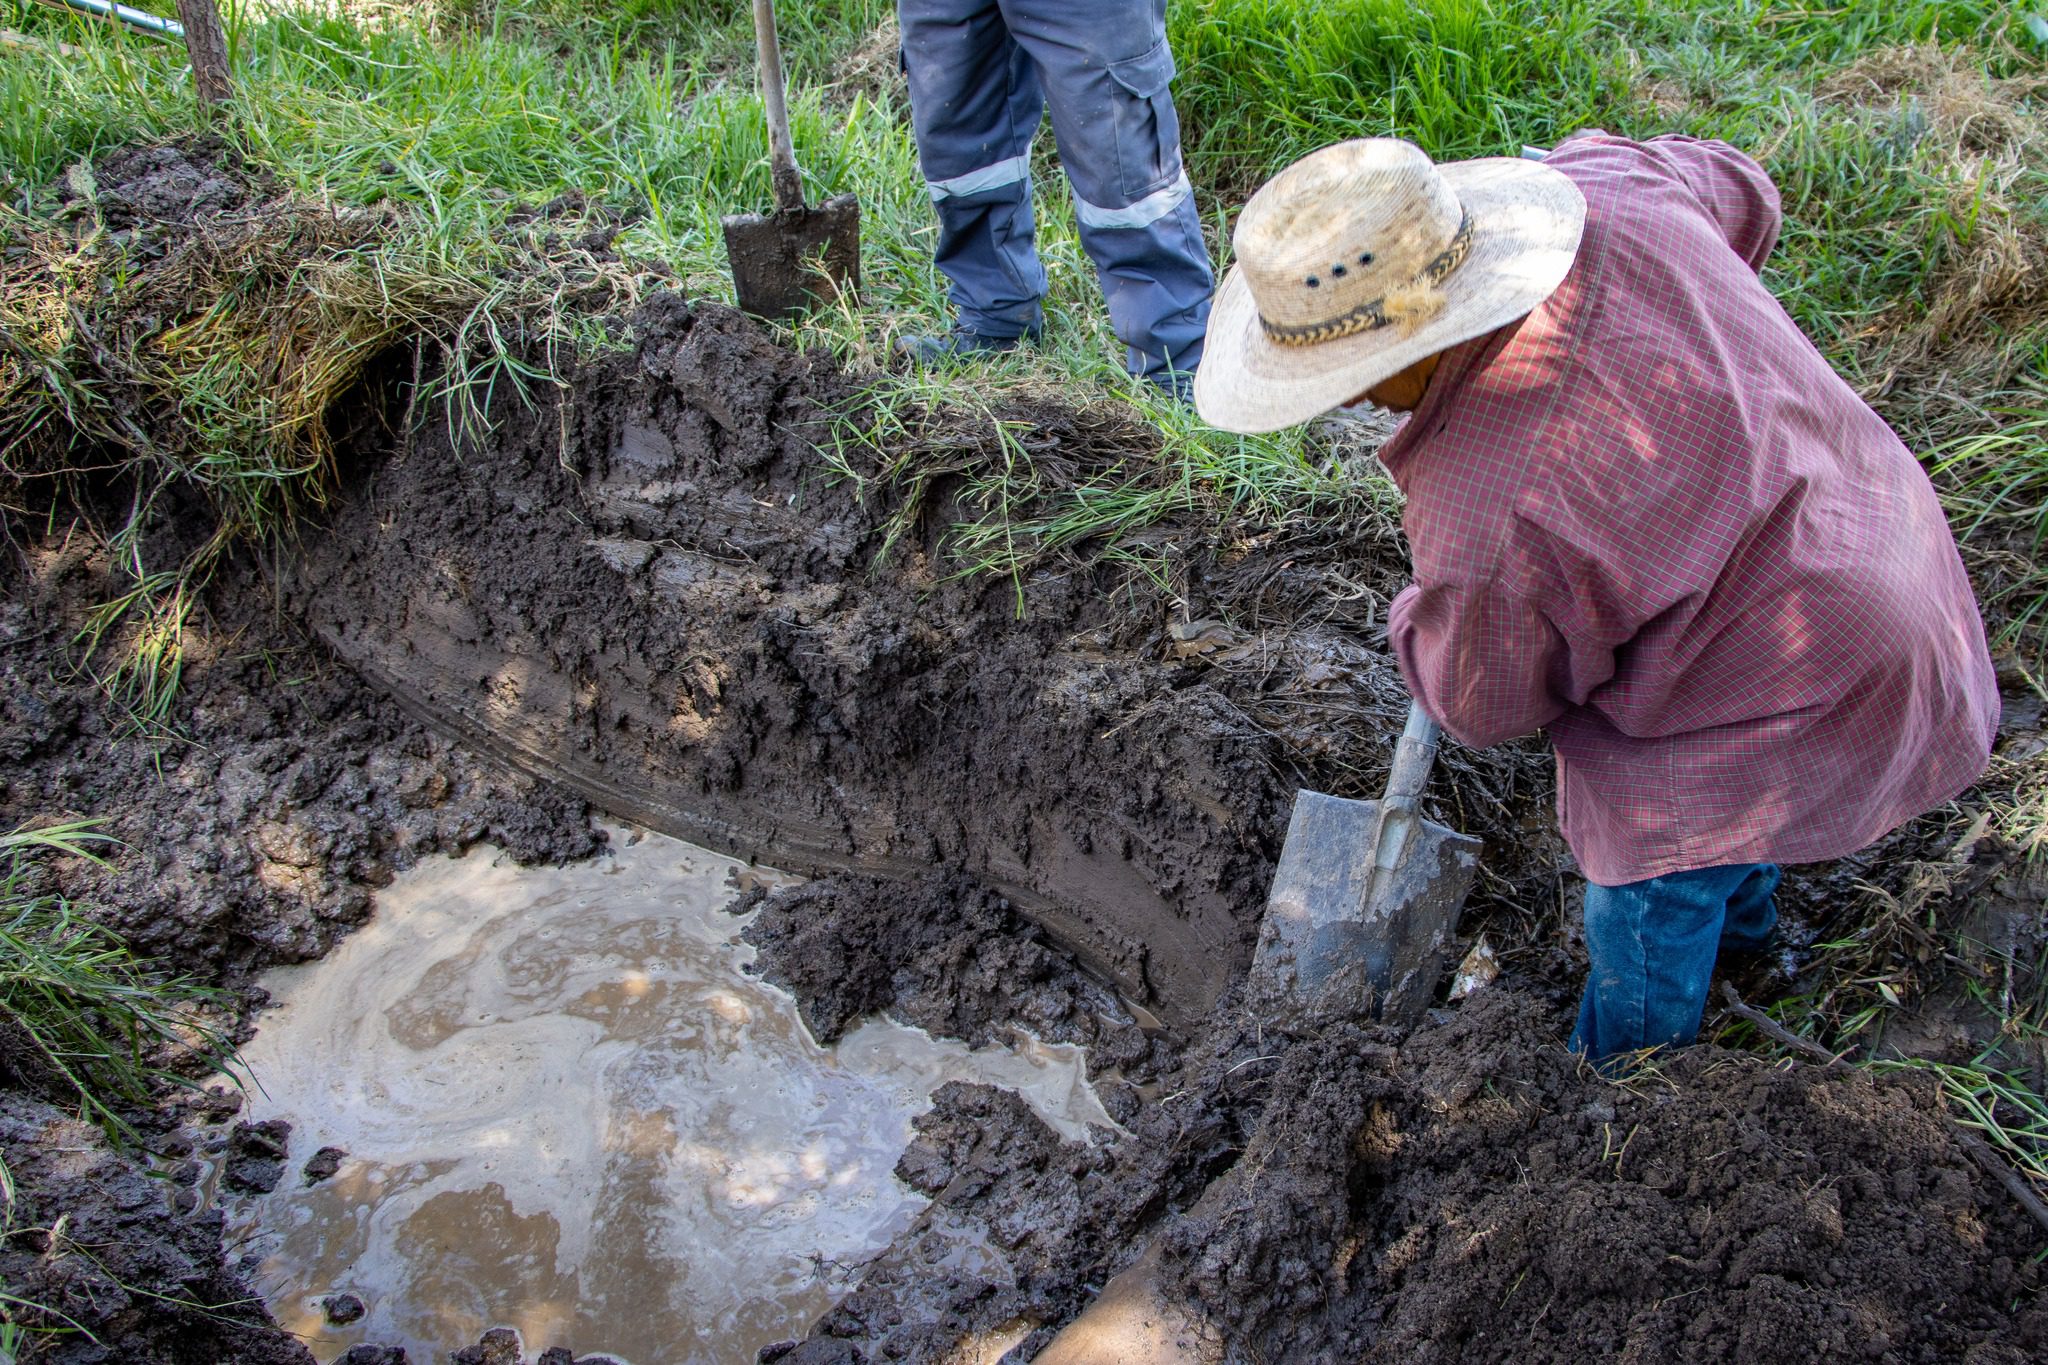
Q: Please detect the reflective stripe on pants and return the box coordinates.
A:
[898,0,1214,379]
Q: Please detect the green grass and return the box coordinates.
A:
[1936,397,2048,655]
[4,0,2041,602]
[0,821,238,1146]
[0,0,2039,700]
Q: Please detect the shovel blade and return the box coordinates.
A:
[1249,789,1482,1027]
[722,193,862,323]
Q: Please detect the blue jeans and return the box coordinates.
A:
[1570,862,1780,1062]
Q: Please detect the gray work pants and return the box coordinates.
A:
[898,0,1214,381]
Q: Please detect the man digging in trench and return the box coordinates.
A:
[1195,133,2001,1062]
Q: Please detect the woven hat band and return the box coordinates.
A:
[1257,211,1475,348]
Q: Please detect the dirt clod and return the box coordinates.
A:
[739,869,1158,1072]
[323,1292,367,1326]
[303,1144,347,1185]
[225,1117,293,1195]
[337,1349,409,1365]
[451,1328,524,1365]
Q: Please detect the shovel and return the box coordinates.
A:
[1034,704,1481,1365]
[721,0,861,322]
[1247,700,1482,1027]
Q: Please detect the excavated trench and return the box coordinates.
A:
[2,275,2044,1362]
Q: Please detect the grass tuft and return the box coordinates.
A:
[0,821,239,1146]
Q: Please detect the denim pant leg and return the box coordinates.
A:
[1571,862,1775,1062]
[1720,864,1782,950]
[1000,0,1215,380]
[900,0,1050,338]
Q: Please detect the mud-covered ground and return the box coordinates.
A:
[0,143,2042,1362]
[740,885,2047,1363]
[0,541,603,1362]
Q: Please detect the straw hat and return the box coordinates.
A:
[1194,139,1586,434]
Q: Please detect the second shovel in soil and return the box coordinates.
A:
[722,0,861,322]
[1248,699,1482,1027]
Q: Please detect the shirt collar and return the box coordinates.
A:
[1373,319,1524,486]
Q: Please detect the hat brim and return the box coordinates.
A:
[1194,157,1586,434]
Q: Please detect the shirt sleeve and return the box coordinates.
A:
[1644,135,1782,274]
[1387,578,1577,749]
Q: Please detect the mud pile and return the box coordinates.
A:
[0,539,598,980]
[1166,988,2047,1363]
[747,885,2044,1363]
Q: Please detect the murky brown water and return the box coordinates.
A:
[225,829,1107,1364]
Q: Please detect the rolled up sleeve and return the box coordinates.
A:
[1388,578,1574,749]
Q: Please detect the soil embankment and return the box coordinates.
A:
[287,295,1323,1027]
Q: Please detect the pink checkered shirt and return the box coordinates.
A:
[1381,134,2000,885]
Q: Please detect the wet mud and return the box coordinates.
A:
[1164,989,2048,1363]
[0,141,2041,1362]
[284,292,1563,1031]
[226,831,1109,1364]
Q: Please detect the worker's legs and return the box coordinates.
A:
[999,0,1214,386]
[1570,862,1777,1064]
[898,0,1048,340]
[1718,863,1782,951]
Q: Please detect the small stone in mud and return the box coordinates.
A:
[323,1292,366,1325]
[224,1118,292,1193]
[339,1348,409,1365]
[451,1328,523,1365]
[192,1085,244,1122]
[303,1144,346,1185]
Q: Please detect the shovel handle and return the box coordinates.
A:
[1383,700,1441,812]
[1363,700,1442,886]
[753,0,807,213]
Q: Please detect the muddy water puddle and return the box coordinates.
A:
[224,829,1109,1364]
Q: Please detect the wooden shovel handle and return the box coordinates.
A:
[753,0,807,213]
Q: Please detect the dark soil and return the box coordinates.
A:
[0,1092,310,1365]
[0,540,598,981]
[0,528,603,1360]
[1167,989,2048,1364]
[734,868,1165,1081]
[758,927,2046,1364]
[0,142,2042,1363]
[282,290,1577,1033]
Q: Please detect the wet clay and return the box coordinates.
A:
[226,830,1110,1364]
[284,294,1536,1029]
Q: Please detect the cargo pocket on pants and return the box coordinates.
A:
[1105,40,1182,200]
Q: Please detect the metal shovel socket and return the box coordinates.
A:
[1247,700,1482,1028]
[721,0,861,322]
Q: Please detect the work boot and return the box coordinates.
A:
[895,325,1041,367]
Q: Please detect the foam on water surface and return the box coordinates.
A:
[224,828,1109,1364]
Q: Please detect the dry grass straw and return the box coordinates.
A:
[0,143,671,724]
[1821,43,2048,423]
[2,153,412,541]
